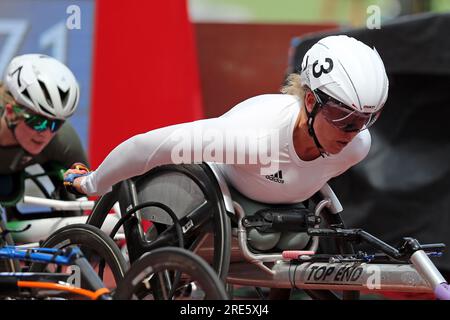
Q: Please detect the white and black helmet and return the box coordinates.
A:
[4,54,80,119]
[300,35,389,113]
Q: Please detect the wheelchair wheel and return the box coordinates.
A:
[87,163,231,282]
[29,224,128,291]
[114,247,229,300]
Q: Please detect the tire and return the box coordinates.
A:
[29,224,128,290]
[114,247,229,300]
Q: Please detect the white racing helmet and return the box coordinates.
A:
[300,35,389,114]
[4,54,80,119]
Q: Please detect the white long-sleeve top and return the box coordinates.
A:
[81,94,371,203]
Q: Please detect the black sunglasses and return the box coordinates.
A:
[12,105,64,133]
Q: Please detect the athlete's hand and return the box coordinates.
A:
[63,163,91,195]
[63,169,86,193]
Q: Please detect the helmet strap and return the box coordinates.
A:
[4,117,32,170]
[305,103,329,158]
[5,115,19,132]
[0,108,30,160]
[4,114,22,147]
[2,104,20,131]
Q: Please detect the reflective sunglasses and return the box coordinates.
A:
[313,90,382,132]
[12,105,65,133]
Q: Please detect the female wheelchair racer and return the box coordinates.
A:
[62,36,450,299]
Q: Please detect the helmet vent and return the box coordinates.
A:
[58,86,69,108]
[38,80,53,108]
[336,59,361,109]
[21,88,33,104]
[38,103,55,117]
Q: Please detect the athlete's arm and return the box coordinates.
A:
[74,117,259,196]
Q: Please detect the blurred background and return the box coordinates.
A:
[1,0,450,298]
[190,0,450,24]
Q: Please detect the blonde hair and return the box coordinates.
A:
[0,82,16,117]
[281,73,307,101]
[0,82,15,106]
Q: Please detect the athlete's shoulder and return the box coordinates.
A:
[220,94,300,119]
[354,129,372,150]
[341,129,372,164]
[241,94,300,105]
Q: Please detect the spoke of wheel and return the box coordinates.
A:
[98,258,106,281]
[168,271,182,299]
[157,271,170,300]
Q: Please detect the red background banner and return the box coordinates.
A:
[89,0,204,167]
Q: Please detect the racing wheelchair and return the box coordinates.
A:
[81,162,450,300]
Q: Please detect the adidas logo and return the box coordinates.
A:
[265,170,284,184]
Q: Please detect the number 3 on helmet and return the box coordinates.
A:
[300,35,389,115]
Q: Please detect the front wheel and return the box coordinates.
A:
[30,224,129,291]
[114,247,229,300]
